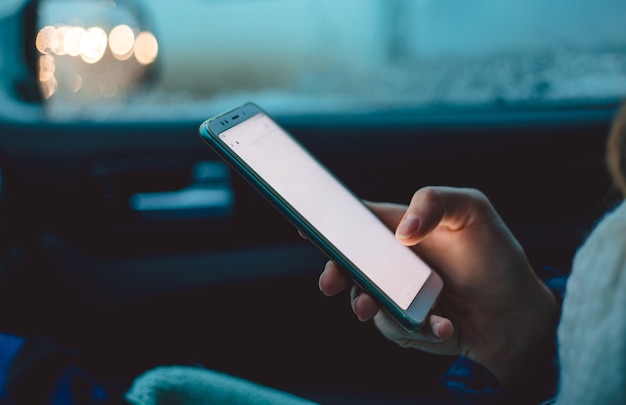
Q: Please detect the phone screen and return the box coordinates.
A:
[218,111,432,310]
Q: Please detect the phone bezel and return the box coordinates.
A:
[198,102,442,332]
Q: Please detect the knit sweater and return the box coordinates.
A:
[556,200,626,404]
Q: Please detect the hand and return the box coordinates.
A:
[319,186,559,386]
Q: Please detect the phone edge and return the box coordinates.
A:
[198,103,439,332]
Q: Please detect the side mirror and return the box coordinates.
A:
[0,0,44,122]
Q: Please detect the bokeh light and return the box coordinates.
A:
[80,27,108,64]
[109,24,135,60]
[36,17,158,102]
[40,75,58,99]
[52,25,69,55]
[64,26,86,57]
[38,54,55,82]
[69,74,83,93]
[36,26,56,54]
[134,31,158,65]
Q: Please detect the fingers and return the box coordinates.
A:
[373,312,457,352]
[320,260,457,352]
[319,260,380,320]
[345,281,454,344]
[349,289,456,345]
[429,314,454,341]
[318,261,349,296]
[350,285,379,321]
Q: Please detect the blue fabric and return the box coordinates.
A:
[444,358,518,405]
[0,334,24,403]
[49,365,110,405]
[0,333,112,405]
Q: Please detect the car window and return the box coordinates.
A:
[25,0,626,120]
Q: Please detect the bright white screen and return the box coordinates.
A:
[221,113,431,309]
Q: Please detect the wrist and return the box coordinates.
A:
[488,280,560,387]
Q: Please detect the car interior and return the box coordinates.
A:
[0,0,625,404]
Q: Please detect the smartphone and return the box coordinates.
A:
[198,102,443,332]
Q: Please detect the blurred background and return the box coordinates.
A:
[1,0,625,121]
[0,1,625,403]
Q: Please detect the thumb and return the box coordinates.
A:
[394,186,491,246]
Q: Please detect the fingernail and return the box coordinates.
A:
[351,295,358,311]
[432,321,441,338]
[397,214,419,239]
